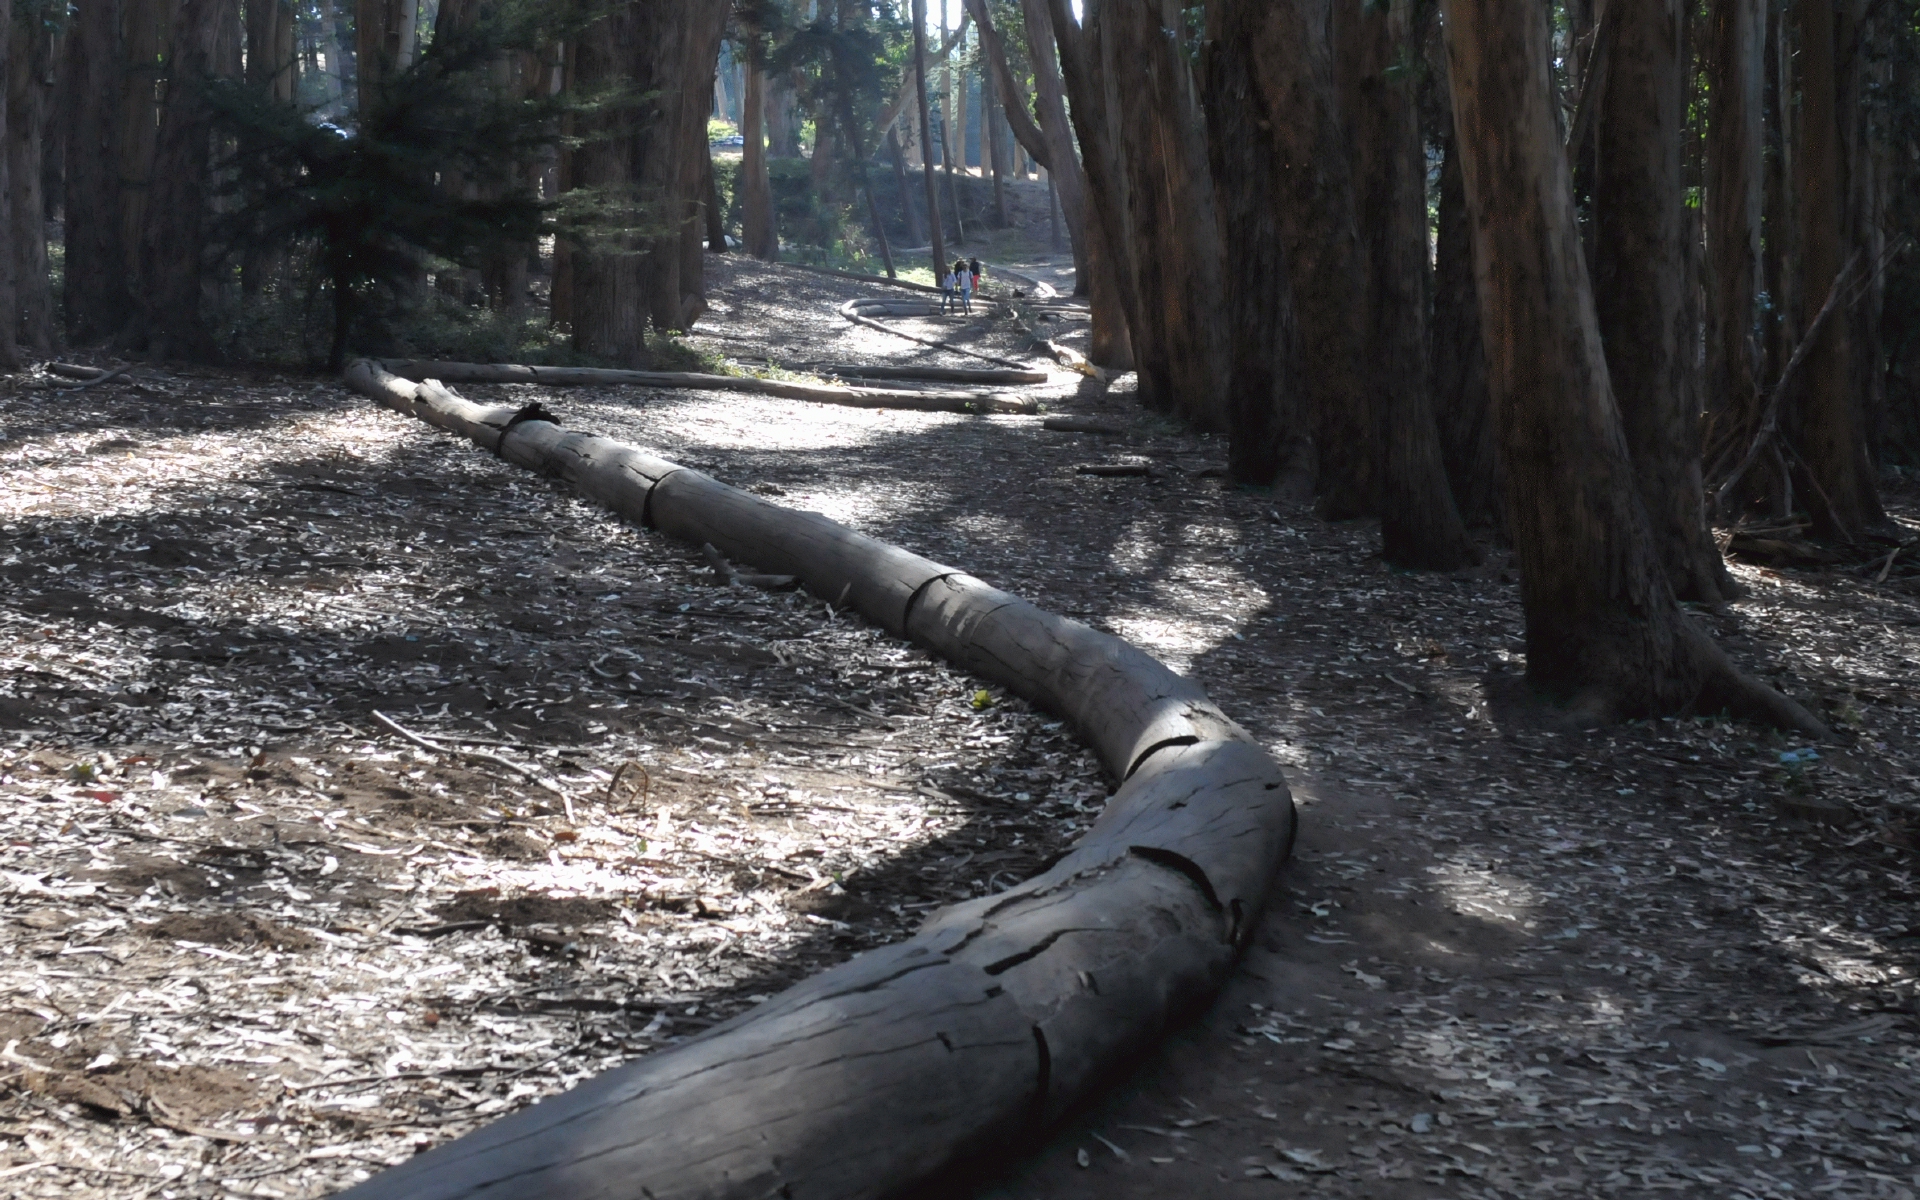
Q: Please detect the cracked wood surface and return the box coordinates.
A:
[335,361,1297,1200]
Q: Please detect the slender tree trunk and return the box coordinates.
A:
[911,0,948,272]
[1591,0,1736,598]
[1337,0,1478,568]
[569,10,646,364]
[132,0,236,360]
[354,0,414,114]
[983,58,1008,226]
[551,43,576,330]
[1240,0,1376,517]
[1439,0,1822,734]
[10,7,56,356]
[63,0,129,343]
[1703,0,1764,471]
[740,39,777,260]
[938,12,965,245]
[1204,0,1308,495]
[1431,98,1501,530]
[704,142,728,251]
[117,0,177,313]
[242,0,297,296]
[886,125,923,246]
[1789,0,1886,541]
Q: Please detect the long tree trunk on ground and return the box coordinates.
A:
[1591,0,1736,599]
[1240,0,1375,517]
[740,37,777,260]
[1789,0,1888,541]
[1439,0,1824,734]
[911,0,947,272]
[1704,0,1765,472]
[9,4,55,356]
[1337,0,1478,569]
[1203,0,1308,496]
[130,0,235,360]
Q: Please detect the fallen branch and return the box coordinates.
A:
[1035,337,1114,383]
[1044,416,1124,435]
[701,541,800,590]
[370,709,571,816]
[1078,462,1151,477]
[48,364,132,391]
[377,358,1038,415]
[336,359,1297,1200]
[818,362,1048,385]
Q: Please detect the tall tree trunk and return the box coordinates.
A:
[644,0,729,331]
[0,0,15,371]
[740,39,777,260]
[63,0,129,343]
[983,57,1008,226]
[809,102,835,193]
[241,0,297,296]
[1431,99,1501,530]
[1591,0,1736,599]
[938,17,965,245]
[911,0,947,272]
[10,6,56,356]
[1203,0,1308,495]
[1703,0,1764,476]
[886,125,923,246]
[1439,0,1822,734]
[117,0,177,313]
[1050,0,1225,427]
[1789,0,1887,541]
[1239,0,1375,517]
[132,0,235,360]
[1337,0,1478,569]
[354,0,414,114]
[569,10,646,363]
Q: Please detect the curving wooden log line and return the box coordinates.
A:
[377,358,1040,415]
[336,360,1297,1200]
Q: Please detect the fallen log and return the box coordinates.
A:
[336,360,1297,1200]
[836,298,1038,371]
[1078,462,1153,478]
[376,358,1039,415]
[820,362,1049,385]
[1044,416,1125,435]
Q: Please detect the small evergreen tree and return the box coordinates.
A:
[206,1,616,368]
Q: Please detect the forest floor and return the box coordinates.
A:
[0,254,1917,1199]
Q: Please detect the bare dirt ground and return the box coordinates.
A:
[2,254,1917,1199]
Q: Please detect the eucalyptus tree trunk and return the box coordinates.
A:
[911,0,948,272]
[1439,0,1823,735]
[1336,0,1478,568]
[241,0,297,297]
[569,9,647,363]
[354,0,415,114]
[9,3,55,356]
[1203,0,1307,495]
[1238,0,1375,517]
[63,0,129,344]
[1428,41,1500,530]
[131,0,235,360]
[1789,0,1887,541]
[1704,0,1764,444]
[1592,0,1736,599]
[740,40,778,260]
[983,60,1008,226]
[1048,0,1226,429]
[633,0,728,330]
[887,126,923,246]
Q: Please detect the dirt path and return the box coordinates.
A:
[2,256,1916,1198]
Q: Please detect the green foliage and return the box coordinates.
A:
[206,0,609,369]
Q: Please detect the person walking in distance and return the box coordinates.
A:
[938,262,955,315]
[968,257,982,296]
[954,259,973,315]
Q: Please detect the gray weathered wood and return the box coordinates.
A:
[377,358,1039,414]
[334,361,1297,1200]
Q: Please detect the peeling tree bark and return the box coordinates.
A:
[336,359,1298,1200]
